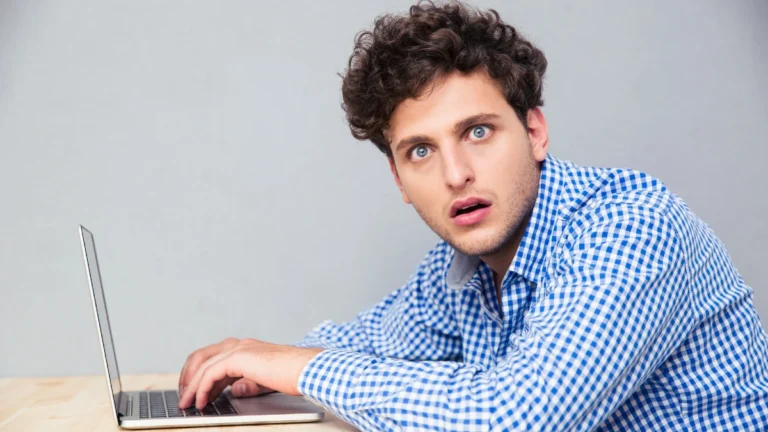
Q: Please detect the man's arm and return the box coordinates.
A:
[296,204,693,431]
[178,243,463,406]
[294,242,463,362]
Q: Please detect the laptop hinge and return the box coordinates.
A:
[117,391,127,419]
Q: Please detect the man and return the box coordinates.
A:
[177,1,768,430]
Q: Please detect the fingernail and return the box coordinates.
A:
[238,383,246,395]
[180,385,185,396]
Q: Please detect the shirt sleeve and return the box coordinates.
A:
[294,242,463,362]
[296,204,693,431]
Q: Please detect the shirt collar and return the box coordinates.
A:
[446,153,566,289]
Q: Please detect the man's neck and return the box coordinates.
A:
[481,212,532,289]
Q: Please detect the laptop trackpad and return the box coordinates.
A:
[227,391,325,416]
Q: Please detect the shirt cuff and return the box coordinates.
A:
[296,349,381,421]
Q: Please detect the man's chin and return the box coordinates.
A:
[446,231,507,258]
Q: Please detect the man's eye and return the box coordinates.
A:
[468,125,492,140]
[410,145,431,160]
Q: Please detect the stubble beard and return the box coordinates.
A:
[413,158,541,258]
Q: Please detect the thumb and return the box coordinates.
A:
[230,378,268,397]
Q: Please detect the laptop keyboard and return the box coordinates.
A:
[137,390,238,418]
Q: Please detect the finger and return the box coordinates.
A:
[195,352,245,410]
[231,378,269,398]
[179,338,238,393]
[179,346,216,392]
[207,376,237,403]
[179,349,232,408]
[179,361,193,394]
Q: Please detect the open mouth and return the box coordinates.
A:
[450,197,492,226]
[454,203,490,217]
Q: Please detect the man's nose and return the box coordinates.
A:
[442,147,475,190]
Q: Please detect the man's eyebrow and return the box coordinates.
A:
[393,113,502,155]
[452,113,501,135]
[393,134,432,155]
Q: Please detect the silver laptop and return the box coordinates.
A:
[78,225,325,429]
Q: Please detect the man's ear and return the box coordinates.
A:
[526,107,549,162]
[388,157,412,204]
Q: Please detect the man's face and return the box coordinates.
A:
[387,69,548,258]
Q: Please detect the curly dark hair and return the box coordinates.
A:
[340,0,548,157]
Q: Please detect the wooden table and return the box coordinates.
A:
[0,374,357,431]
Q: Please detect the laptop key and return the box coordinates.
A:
[136,390,234,418]
[213,399,237,415]
[148,392,165,417]
[183,407,202,416]
[201,405,218,416]
[139,392,150,418]
[166,407,183,418]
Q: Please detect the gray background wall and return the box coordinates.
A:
[1,0,766,377]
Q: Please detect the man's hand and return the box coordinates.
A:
[177,337,324,410]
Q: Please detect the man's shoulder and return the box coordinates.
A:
[552,156,695,243]
[553,156,686,222]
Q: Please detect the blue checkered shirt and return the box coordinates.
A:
[294,153,768,431]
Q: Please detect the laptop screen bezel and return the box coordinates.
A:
[79,225,125,422]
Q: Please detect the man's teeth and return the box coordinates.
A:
[456,204,485,216]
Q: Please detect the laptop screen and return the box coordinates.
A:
[80,226,122,414]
